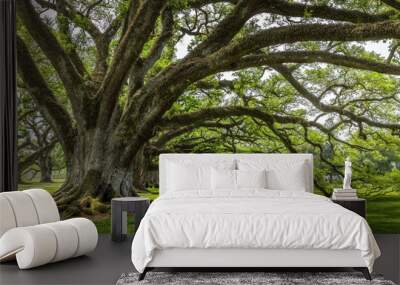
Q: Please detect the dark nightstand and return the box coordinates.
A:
[332,198,366,218]
[111,197,150,241]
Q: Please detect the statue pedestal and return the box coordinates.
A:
[332,188,358,200]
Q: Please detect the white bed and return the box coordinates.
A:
[131,154,380,280]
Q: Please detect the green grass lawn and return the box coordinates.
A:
[361,193,400,233]
[18,179,64,193]
[90,214,135,234]
[18,180,400,234]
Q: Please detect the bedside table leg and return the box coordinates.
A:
[121,210,127,237]
[112,202,124,242]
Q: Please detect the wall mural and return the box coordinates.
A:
[17,0,400,233]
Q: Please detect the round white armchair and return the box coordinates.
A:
[0,189,98,269]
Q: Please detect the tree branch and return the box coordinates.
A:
[187,0,267,57]
[104,13,125,39]
[160,106,334,135]
[144,20,400,110]
[261,0,393,23]
[194,79,235,90]
[36,0,102,39]
[138,21,400,125]
[226,51,400,75]
[188,0,391,58]
[128,7,174,94]
[18,140,57,175]
[188,0,237,8]
[96,0,165,129]
[381,0,400,10]
[16,36,76,160]
[213,21,400,62]
[17,0,86,120]
[56,12,87,76]
[273,64,400,131]
[265,121,298,153]
[386,42,400,63]
[36,0,124,80]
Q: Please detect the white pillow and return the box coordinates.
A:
[167,162,211,191]
[211,168,236,191]
[238,159,308,191]
[266,162,307,191]
[236,169,267,189]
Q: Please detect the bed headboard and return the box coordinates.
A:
[159,153,314,195]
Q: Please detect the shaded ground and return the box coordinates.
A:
[18,180,400,234]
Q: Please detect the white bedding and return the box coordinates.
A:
[131,190,380,273]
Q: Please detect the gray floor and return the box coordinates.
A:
[1,234,399,285]
[374,234,400,284]
[0,235,134,285]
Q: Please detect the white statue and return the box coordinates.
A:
[343,157,352,190]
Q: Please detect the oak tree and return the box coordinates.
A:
[17,0,400,215]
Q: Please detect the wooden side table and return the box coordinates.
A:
[332,198,366,218]
[111,197,150,242]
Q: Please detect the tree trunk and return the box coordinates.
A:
[39,153,53,182]
[132,146,149,192]
[53,132,140,218]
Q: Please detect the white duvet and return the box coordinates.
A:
[131,190,380,273]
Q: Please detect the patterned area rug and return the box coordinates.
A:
[116,272,396,285]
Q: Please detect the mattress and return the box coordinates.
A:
[131,190,380,273]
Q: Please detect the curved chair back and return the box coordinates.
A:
[0,189,60,237]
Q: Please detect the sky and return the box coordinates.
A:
[365,41,390,58]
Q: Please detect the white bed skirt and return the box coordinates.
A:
[148,248,366,268]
